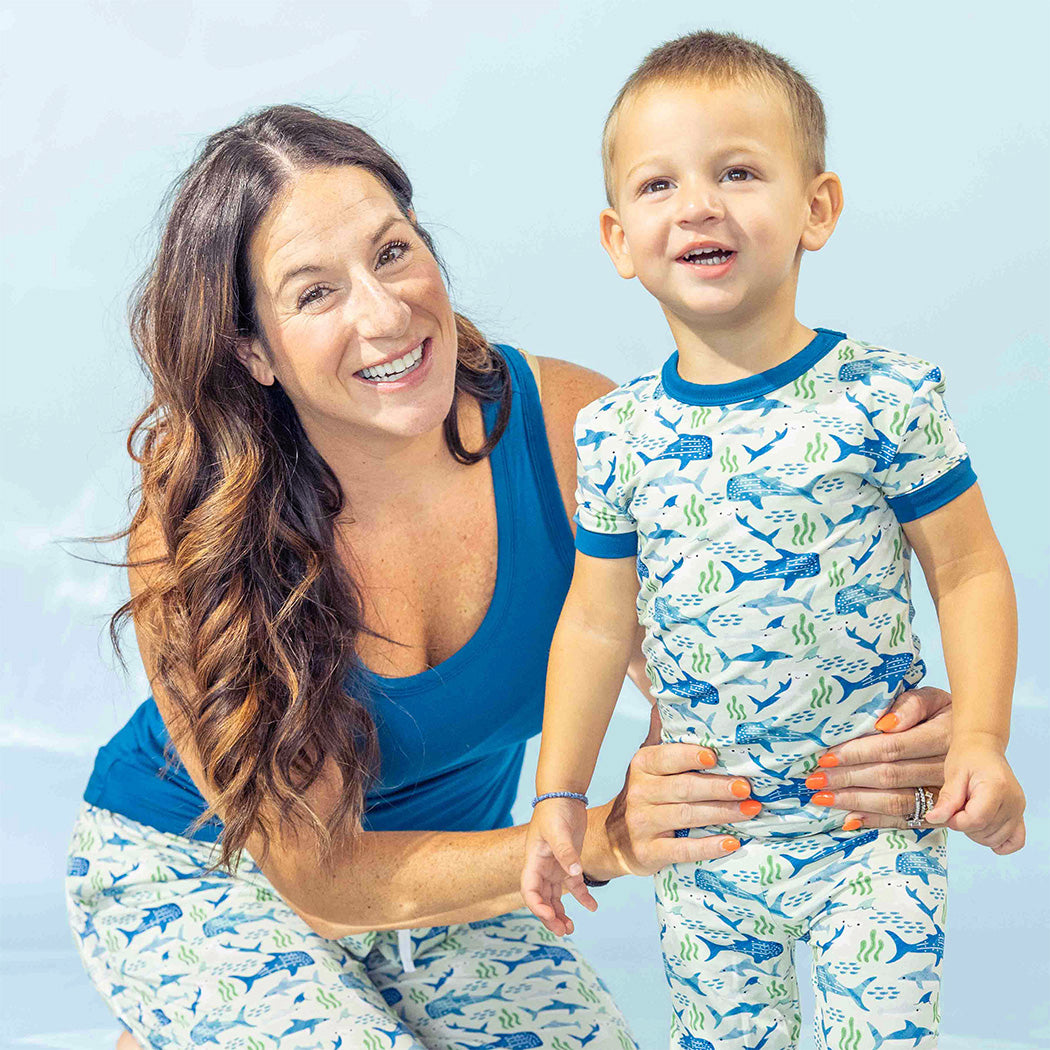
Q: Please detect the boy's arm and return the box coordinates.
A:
[536,550,642,796]
[522,550,640,932]
[903,484,1025,851]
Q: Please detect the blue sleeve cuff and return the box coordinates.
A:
[574,524,637,559]
[887,457,977,523]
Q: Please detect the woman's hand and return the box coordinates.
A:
[807,686,952,828]
[593,705,758,879]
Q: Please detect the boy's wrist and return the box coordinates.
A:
[950,728,1009,755]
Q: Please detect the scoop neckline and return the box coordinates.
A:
[660,328,845,406]
[359,395,514,694]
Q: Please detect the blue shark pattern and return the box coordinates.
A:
[658,829,947,1049]
[67,803,639,1049]
[575,334,962,1048]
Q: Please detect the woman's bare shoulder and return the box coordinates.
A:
[532,355,618,525]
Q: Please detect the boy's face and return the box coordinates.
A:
[601,78,839,334]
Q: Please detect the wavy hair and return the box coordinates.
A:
[109,105,511,870]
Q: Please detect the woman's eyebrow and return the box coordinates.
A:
[275,216,409,297]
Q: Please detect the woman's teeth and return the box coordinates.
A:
[358,342,425,382]
[683,248,734,265]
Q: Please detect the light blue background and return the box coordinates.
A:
[1,1,1047,1047]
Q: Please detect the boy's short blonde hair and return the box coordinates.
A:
[602,31,827,204]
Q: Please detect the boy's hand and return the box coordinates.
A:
[521,798,596,936]
[925,735,1025,853]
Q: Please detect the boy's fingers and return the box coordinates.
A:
[926,779,965,825]
[551,841,583,879]
[992,823,1026,855]
[564,875,598,913]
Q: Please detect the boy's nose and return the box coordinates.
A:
[676,184,724,226]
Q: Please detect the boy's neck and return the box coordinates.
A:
[665,307,816,387]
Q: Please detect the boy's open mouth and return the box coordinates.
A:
[679,247,736,266]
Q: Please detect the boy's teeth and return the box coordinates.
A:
[684,248,733,265]
[359,342,425,381]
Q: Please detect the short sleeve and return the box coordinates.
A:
[878,367,976,523]
[573,405,637,559]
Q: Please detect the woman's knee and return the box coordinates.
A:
[115,1029,143,1050]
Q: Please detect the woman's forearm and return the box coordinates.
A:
[262,801,626,938]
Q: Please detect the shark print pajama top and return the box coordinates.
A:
[573,329,974,1050]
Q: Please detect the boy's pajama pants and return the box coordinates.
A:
[66,803,638,1050]
[655,827,946,1050]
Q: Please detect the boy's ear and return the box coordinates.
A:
[599,208,636,280]
[801,171,844,252]
[234,336,277,386]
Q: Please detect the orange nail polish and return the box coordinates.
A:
[739,800,762,818]
[721,837,741,852]
[843,817,863,831]
[697,748,717,768]
[817,753,840,768]
[875,713,899,732]
[811,791,835,807]
[730,779,751,799]
[805,772,828,790]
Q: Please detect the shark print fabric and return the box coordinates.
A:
[572,330,970,1047]
[66,804,638,1049]
[573,330,973,835]
[657,828,946,1050]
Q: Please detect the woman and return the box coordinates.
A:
[66,105,955,1049]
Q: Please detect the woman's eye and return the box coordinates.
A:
[723,168,754,182]
[297,285,330,310]
[641,178,673,195]
[376,240,410,267]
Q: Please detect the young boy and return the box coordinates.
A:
[522,31,1024,1049]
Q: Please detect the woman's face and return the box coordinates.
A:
[242,165,459,449]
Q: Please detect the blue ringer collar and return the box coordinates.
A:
[660,328,845,406]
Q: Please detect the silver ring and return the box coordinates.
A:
[906,786,936,828]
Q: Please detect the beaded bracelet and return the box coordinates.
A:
[531,791,589,808]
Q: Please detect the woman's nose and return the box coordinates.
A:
[350,274,411,339]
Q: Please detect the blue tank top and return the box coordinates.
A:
[83,346,575,841]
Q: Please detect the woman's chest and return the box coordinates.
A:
[348,478,499,678]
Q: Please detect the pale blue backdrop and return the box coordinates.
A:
[1,1,1047,1047]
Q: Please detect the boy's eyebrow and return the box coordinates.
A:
[274,215,408,296]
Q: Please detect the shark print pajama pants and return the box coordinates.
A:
[66,803,638,1050]
[655,827,946,1050]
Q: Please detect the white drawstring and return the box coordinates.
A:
[397,928,416,973]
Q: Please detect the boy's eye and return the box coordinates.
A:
[641,178,674,195]
[377,239,410,267]
[722,168,754,182]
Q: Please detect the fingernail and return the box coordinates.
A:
[842,817,863,831]
[730,779,751,799]
[739,800,762,818]
[805,772,828,789]
[720,837,741,852]
[811,791,835,807]
[817,753,840,768]
[568,863,582,877]
[697,748,717,768]
[875,713,899,732]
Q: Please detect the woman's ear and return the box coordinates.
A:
[234,337,276,386]
[599,208,637,280]
[800,171,844,253]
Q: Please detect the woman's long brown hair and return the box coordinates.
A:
[109,105,510,870]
